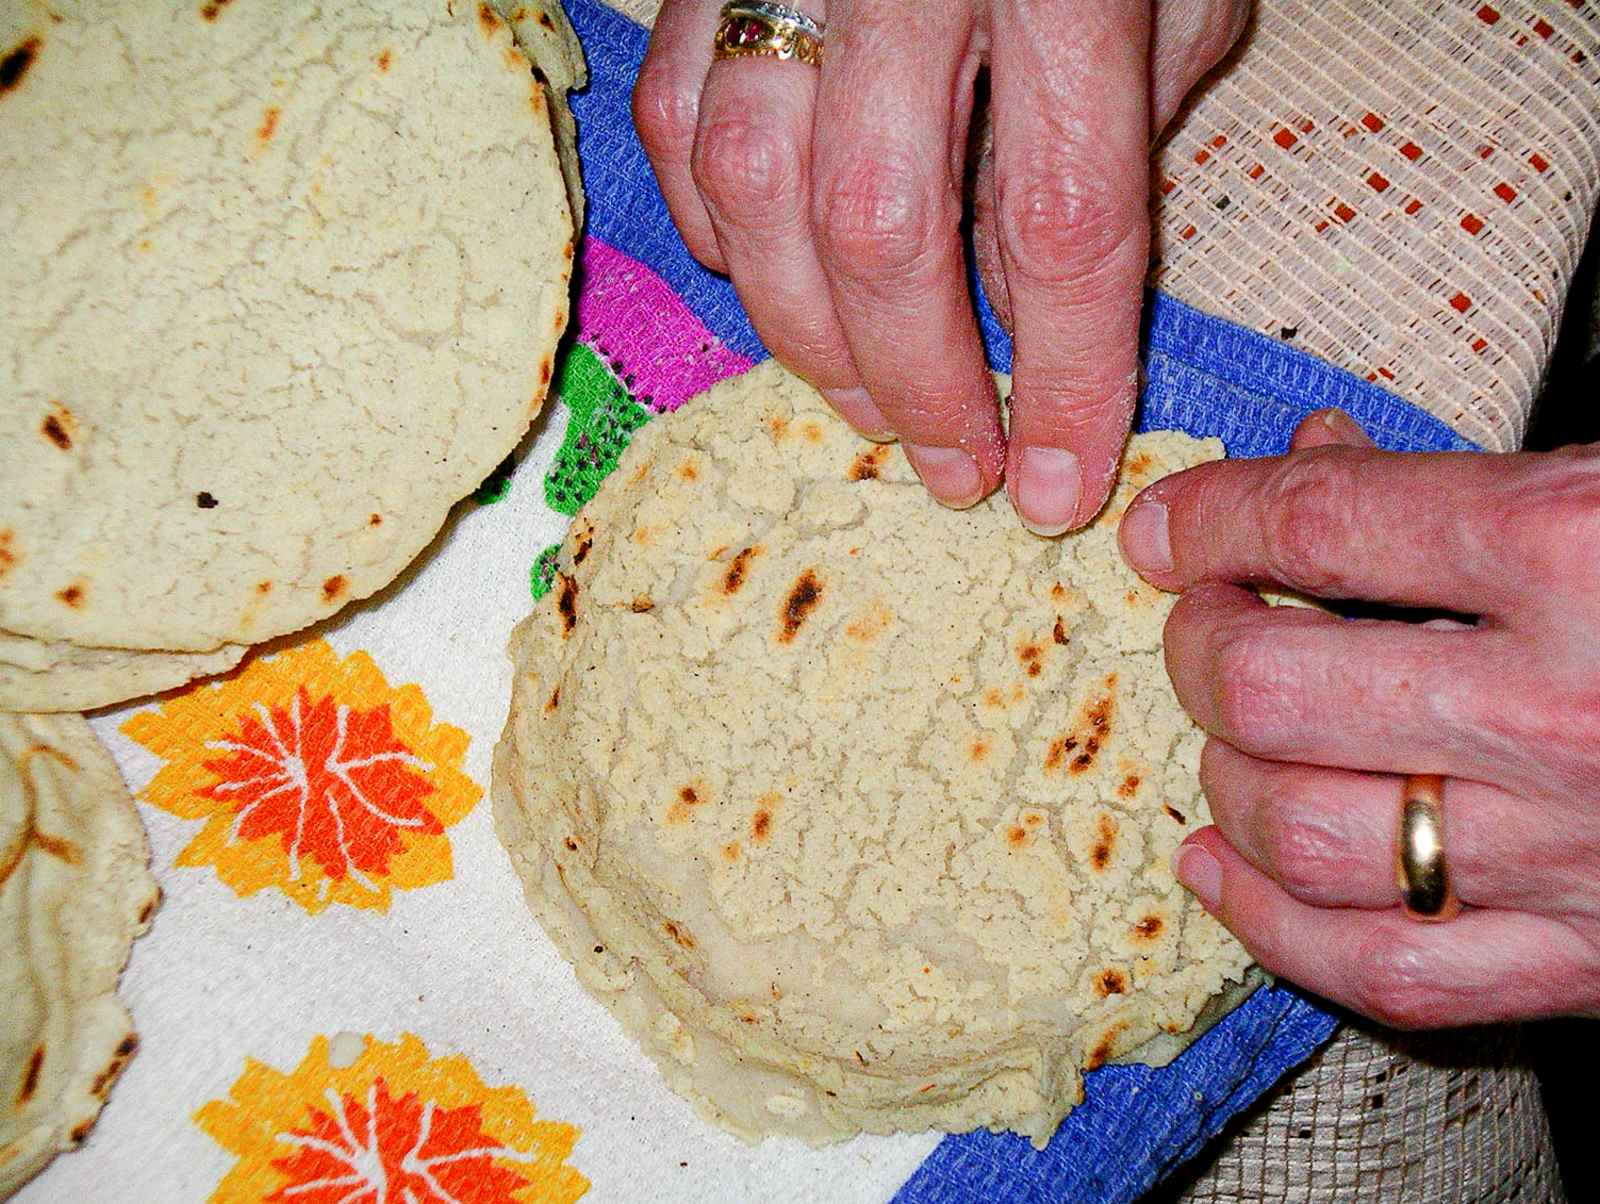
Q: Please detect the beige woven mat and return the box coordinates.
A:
[599,2,1581,1198]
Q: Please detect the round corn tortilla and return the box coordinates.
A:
[0,0,577,710]
[0,712,158,1198]
[493,360,1256,1147]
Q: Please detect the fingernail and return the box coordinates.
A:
[1119,499,1173,573]
[822,387,895,442]
[1173,843,1222,910]
[903,444,985,508]
[1013,447,1081,536]
[1321,408,1374,446]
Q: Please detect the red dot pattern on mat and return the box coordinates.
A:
[1461,213,1484,235]
[1477,5,1499,25]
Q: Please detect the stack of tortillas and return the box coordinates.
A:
[0,0,582,1193]
[0,0,580,713]
[494,361,1256,1147]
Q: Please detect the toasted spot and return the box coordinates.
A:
[1132,914,1164,940]
[1088,814,1118,872]
[539,357,552,385]
[321,574,346,603]
[0,530,13,579]
[662,920,696,951]
[630,595,654,613]
[1044,735,1077,772]
[844,599,891,643]
[676,458,698,482]
[376,48,391,71]
[55,582,83,608]
[1050,582,1067,601]
[563,836,577,851]
[368,512,382,527]
[256,105,279,143]
[776,569,822,643]
[41,415,70,450]
[1117,774,1141,799]
[801,420,823,443]
[768,414,789,441]
[721,842,740,863]
[256,580,272,595]
[751,809,772,842]
[137,238,152,253]
[679,785,700,805]
[33,830,81,864]
[563,240,574,261]
[538,9,556,28]
[848,445,890,480]
[196,491,219,509]
[1127,451,1152,476]
[1093,969,1127,999]
[1126,590,1141,606]
[556,573,578,634]
[1053,617,1068,645]
[722,546,761,595]
[69,1118,94,1146]
[572,533,593,565]
[137,893,158,925]
[1086,1021,1129,1070]
[544,686,560,713]
[1018,641,1043,678]
[199,0,233,21]
[477,2,501,33]
[17,1045,43,1105]
[0,36,40,95]
[1005,825,1028,848]
[968,739,989,763]
[1164,804,1188,825]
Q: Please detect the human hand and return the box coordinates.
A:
[1117,409,1600,1027]
[634,0,1248,532]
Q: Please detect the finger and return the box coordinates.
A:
[691,4,890,436]
[1149,0,1250,132]
[1173,827,1600,1027]
[1197,739,1592,914]
[1287,407,1374,453]
[1161,582,1552,786]
[990,0,1151,535]
[811,0,1004,508]
[1118,438,1563,617]
[635,0,727,271]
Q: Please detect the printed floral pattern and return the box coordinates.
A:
[123,641,480,914]
[198,1033,587,1203]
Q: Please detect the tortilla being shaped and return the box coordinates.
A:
[0,713,157,1198]
[493,360,1255,1147]
[0,0,577,710]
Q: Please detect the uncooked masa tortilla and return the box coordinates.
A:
[494,361,1256,1147]
[0,0,578,711]
[0,713,157,1198]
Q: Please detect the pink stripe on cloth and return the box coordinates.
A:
[575,237,754,412]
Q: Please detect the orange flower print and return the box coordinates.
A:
[198,1033,588,1203]
[123,641,481,914]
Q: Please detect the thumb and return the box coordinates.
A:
[1289,407,1375,453]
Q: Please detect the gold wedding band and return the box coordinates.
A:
[1395,774,1461,922]
[713,1,825,68]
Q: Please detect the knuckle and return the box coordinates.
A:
[813,148,942,279]
[1258,450,1363,593]
[1211,628,1301,755]
[692,110,800,214]
[1500,452,1600,595]
[1352,928,1448,1030]
[994,163,1141,284]
[1260,802,1352,904]
[631,68,699,158]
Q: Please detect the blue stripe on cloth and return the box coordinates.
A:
[561,3,1475,1200]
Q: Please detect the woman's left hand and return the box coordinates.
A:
[1118,409,1600,1027]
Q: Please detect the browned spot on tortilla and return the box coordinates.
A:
[42,413,71,450]
[662,921,696,951]
[199,0,233,21]
[556,573,578,635]
[137,238,152,253]
[529,84,544,115]
[562,240,574,261]
[563,836,577,852]
[844,599,890,643]
[1044,735,1076,772]
[1085,1022,1128,1070]
[321,575,346,603]
[679,785,699,805]
[1005,825,1027,847]
[1093,969,1126,999]
[777,570,823,643]
[544,686,560,713]
[256,106,279,143]
[738,1013,758,1025]
[1127,451,1152,476]
[1126,590,1141,606]
[69,1118,93,1145]
[56,582,83,608]
[1132,914,1164,940]
[1164,804,1188,825]
[17,1046,43,1105]
[366,513,383,528]
[376,48,391,71]
[502,46,524,71]
[1089,814,1118,871]
[256,580,273,594]
[1018,641,1043,678]
[90,1037,136,1097]
[477,2,501,33]
[848,445,890,481]
[553,307,566,331]
[32,830,80,864]
[722,546,760,595]
[917,1083,935,1094]
[1117,774,1141,799]
[768,415,789,441]
[1050,582,1067,601]
[537,358,551,388]
[0,531,16,579]
[1053,617,1068,645]
[0,36,40,95]
[800,421,822,443]
[751,809,772,842]
[676,458,698,482]
[137,893,158,925]
[139,185,157,208]
[572,532,592,565]
[968,739,989,763]
[721,842,740,863]
[630,595,654,613]
[539,8,556,28]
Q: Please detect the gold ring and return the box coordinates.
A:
[1395,774,1461,922]
[713,1,825,68]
